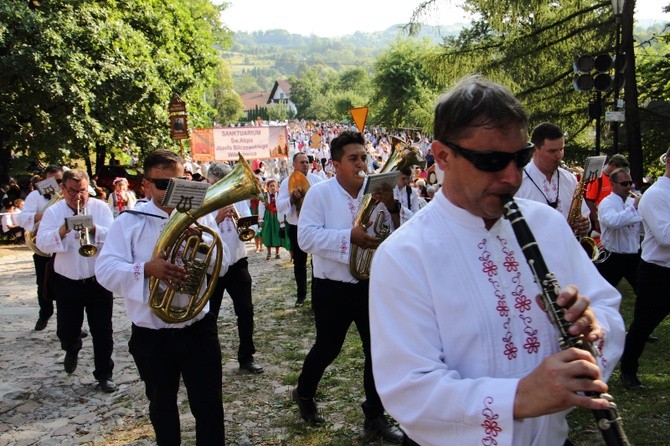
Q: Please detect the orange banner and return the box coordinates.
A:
[191,129,214,161]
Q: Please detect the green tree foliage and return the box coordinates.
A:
[0,0,233,181]
[208,62,244,126]
[371,39,442,130]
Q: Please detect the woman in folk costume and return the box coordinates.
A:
[107,177,136,218]
[258,178,285,260]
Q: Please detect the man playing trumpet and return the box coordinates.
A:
[35,168,116,393]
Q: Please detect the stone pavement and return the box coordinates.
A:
[0,243,295,446]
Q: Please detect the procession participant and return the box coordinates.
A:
[107,177,137,218]
[35,169,117,392]
[596,167,642,293]
[393,167,420,213]
[620,147,670,389]
[516,122,590,236]
[207,161,264,374]
[293,131,405,443]
[585,154,630,234]
[258,178,283,260]
[369,75,625,445]
[16,165,63,331]
[96,149,226,444]
[276,152,323,307]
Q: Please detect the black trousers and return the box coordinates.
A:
[54,274,114,380]
[208,257,256,364]
[288,224,308,300]
[620,260,670,375]
[129,314,224,446]
[33,253,53,319]
[296,278,384,419]
[595,251,640,292]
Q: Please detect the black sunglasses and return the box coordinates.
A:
[145,177,186,191]
[440,141,535,172]
[613,180,634,187]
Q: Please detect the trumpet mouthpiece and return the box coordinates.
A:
[358,171,366,178]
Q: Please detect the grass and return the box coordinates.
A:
[567,280,670,445]
[94,250,668,445]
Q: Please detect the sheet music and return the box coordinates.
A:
[160,178,209,211]
[582,155,607,183]
[65,215,93,231]
[363,171,401,195]
[35,177,60,196]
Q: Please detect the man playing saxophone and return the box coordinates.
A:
[96,149,228,444]
[16,165,63,331]
[516,122,591,236]
[35,168,116,393]
[292,131,406,443]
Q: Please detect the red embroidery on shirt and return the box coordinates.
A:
[133,263,142,281]
[478,236,541,360]
[481,396,502,445]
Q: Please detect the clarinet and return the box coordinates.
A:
[501,196,630,446]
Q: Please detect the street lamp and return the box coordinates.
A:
[611,0,625,155]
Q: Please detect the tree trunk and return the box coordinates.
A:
[622,0,643,186]
[95,142,107,176]
[0,137,10,185]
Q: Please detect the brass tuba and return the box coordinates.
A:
[349,136,424,280]
[25,193,62,257]
[149,154,262,323]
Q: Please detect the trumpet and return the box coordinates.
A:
[628,191,641,199]
[77,198,97,257]
[229,205,258,242]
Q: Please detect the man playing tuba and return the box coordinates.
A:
[16,165,63,331]
[292,131,409,443]
[35,168,117,393]
[96,150,229,444]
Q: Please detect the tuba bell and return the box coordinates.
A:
[349,136,424,280]
[149,154,262,323]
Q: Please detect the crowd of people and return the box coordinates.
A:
[3,74,668,445]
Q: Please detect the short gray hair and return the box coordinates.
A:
[207,162,232,182]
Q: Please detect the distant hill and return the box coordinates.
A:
[225,24,464,93]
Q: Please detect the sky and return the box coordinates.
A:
[220,0,669,38]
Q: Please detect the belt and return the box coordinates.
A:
[58,273,97,285]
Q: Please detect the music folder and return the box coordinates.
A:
[363,171,401,195]
[65,215,93,231]
[160,178,209,212]
[36,177,60,196]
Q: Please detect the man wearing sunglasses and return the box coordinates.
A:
[96,149,227,444]
[595,168,642,313]
[585,154,630,235]
[516,122,591,236]
[369,75,624,446]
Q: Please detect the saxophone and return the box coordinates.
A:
[566,171,606,263]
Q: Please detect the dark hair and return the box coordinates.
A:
[44,165,63,176]
[530,122,563,148]
[293,152,308,162]
[610,167,630,183]
[330,131,365,161]
[399,167,412,176]
[143,149,182,173]
[62,169,89,183]
[433,75,528,143]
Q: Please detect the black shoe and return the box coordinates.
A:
[34,316,49,331]
[239,361,264,374]
[621,372,644,389]
[292,388,325,425]
[364,415,404,444]
[98,379,118,393]
[80,330,88,339]
[295,297,306,307]
[64,351,78,374]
